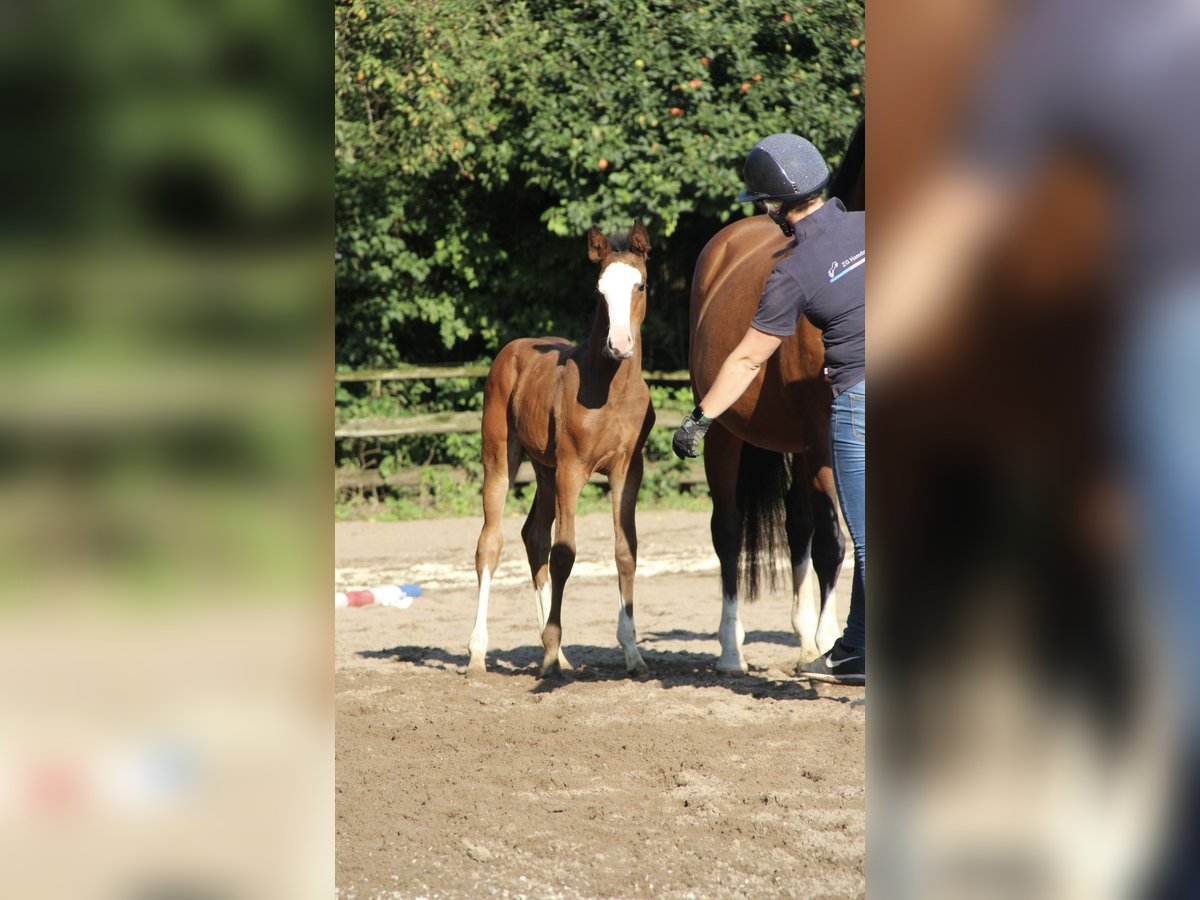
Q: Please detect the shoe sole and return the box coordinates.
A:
[800,672,865,686]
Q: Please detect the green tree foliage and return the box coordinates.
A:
[335,0,863,371]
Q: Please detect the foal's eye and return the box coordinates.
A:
[637,283,646,293]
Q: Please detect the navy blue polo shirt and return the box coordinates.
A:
[751,198,865,396]
[957,0,1200,291]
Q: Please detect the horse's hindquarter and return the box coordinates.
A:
[690,217,830,454]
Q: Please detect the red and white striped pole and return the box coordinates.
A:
[335,583,422,609]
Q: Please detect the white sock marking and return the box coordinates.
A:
[815,584,841,655]
[617,596,646,673]
[717,594,747,673]
[792,562,819,660]
[534,582,550,631]
[467,568,491,667]
[535,581,571,669]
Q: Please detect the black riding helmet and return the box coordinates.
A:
[737,133,830,235]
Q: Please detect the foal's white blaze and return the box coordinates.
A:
[467,568,491,668]
[596,261,641,357]
[616,595,647,673]
[717,593,747,674]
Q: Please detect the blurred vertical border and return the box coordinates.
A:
[0,0,331,896]
[869,0,1196,897]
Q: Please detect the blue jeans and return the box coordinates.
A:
[1122,285,1200,739]
[832,379,866,651]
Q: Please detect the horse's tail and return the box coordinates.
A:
[736,443,791,602]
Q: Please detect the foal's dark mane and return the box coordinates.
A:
[602,230,633,253]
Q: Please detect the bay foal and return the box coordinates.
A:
[468,223,655,678]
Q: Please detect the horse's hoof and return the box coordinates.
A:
[627,660,649,677]
[794,647,821,666]
[464,662,487,679]
[557,653,574,671]
[716,660,749,677]
[539,660,566,681]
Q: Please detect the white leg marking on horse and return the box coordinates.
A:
[815,584,841,655]
[534,582,549,631]
[617,596,647,674]
[467,568,491,669]
[717,594,748,674]
[597,261,640,356]
[535,582,572,669]
[792,562,820,662]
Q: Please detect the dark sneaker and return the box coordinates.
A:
[798,640,865,685]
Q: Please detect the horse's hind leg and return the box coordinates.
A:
[541,464,586,679]
[522,463,571,670]
[785,456,821,663]
[468,404,522,673]
[705,424,747,674]
[810,464,846,657]
[610,455,648,675]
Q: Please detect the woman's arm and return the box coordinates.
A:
[697,327,784,419]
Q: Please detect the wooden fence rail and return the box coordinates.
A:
[335,367,702,489]
[335,459,704,491]
[335,405,694,439]
[336,366,694,440]
[335,366,691,384]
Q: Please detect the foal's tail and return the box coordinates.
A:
[737,443,791,601]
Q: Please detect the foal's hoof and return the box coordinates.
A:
[716,659,749,677]
[627,659,649,677]
[464,663,488,680]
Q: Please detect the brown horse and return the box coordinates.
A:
[468,223,656,678]
[689,129,864,674]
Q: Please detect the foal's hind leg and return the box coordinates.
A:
[705,424,747,674]
[810,464,846,657]
[785,457,821,663]
[468,414,522,673]
[522,463,571,670]
[541,463,587,678]
[610,455,648,675]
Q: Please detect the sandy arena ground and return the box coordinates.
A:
[336,508,864,899]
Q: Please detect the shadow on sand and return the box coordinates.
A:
[357,641,862,704]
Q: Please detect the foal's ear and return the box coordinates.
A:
[587,227,610,263]
[628,221,651,257]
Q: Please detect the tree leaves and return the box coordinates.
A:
[336,0,863,369]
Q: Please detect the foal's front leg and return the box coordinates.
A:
[542,464,586,678]
[610,457,648,675]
